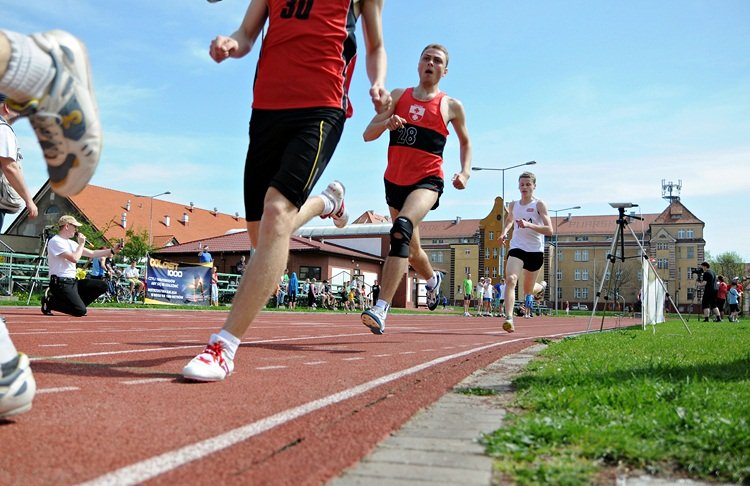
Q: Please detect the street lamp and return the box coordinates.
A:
[550,206,581,315]
[472,161,536,278]
[135,191,171,246]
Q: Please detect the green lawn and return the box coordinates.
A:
[483,320,750,485]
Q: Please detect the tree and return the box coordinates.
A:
[120,229,153,263]
[710,251,744,281]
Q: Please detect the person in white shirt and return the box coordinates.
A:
[124,261,144,301]
[43,215,122,316]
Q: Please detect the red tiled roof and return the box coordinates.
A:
[352,211,391,224]
[156,231,382,261]
[652,200,704,225]
[418,218,480,238]
[68,185,247,247]
[555,213,659,236]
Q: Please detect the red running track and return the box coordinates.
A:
[0,307,633,485]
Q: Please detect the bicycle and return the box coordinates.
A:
[94,274,134,304]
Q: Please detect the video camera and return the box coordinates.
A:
[691,268,704,281]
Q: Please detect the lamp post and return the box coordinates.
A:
[550,206,580,314]
[135,191,171,246]
[472,161,536,279]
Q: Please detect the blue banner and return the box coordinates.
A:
[145,257,212,305]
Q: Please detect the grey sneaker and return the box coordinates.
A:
[361,305,387,335]
[502,318,515,333]
[10,30,101,197]
[320,181,348,228]
[0,352,36,418]
[534,281,548,301]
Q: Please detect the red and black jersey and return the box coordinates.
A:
[253,0,358,115]
[384,88,449,185]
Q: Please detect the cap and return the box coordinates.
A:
[58,215,83,227]
[733,276,740,282]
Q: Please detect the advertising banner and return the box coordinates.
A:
[145,257,212,305]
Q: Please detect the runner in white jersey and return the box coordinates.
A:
[500,171,553,332]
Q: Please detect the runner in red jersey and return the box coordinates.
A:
[183,0,390,382]
[359,44,473,335]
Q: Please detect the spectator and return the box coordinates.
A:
[88,247,107,280]
[0,95,38,231]
[124,261,145,302]
[462,273,473,317]
[42,215,122,317]
[716,275,728,319]
[288,272,298,310]
[276,273,287,308]
[210,267,219,306]
[727,281,740,322]
[236,255,247,275]
[308,278,318,309]
[698,261,721,322]
[198,245,213,263]
[371,279,381,303]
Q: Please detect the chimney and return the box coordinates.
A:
[126,199,131,211]
[121,212,127,229]
[234,211,240,220]
[164,215,171,227]
[189,202,194,212]
[212,207,218,216]
[182,212,189,225]
[454,216,461,225]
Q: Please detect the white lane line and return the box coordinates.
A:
[399,351,416,355]
[303,361,326,366]
[29,332,368,362]
[39,344,68,347]
[37,386,80,394]
[121,378,171,385]
[342,357,364,361]
[82,332,594,486]
[373,354,391,357]
[94,343,121,345]
[256,366,287,371]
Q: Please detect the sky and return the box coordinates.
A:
[4,1,750,259]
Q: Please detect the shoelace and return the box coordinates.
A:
[200,342,228,371]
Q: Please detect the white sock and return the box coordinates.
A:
[0,30,55,103]
[319,193,335,217]
[426,271,438,289]
[0,318,19,365]
[212,330,241,361]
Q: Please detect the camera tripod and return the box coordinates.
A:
[587,203,691,334]
[26,228,51,305]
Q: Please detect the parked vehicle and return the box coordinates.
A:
[571,303,589,311]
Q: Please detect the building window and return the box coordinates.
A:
[574,287,589,299]
[464,266,470,275]
[575,269,582,281]
[557,286,562,299]
[431,252,443,263]
[656,242,669,250]
[485,248,490,260]
[557,270,562,281]
[582,269,589,281]
[687,229,694,238]
[687,246,694,259]
[558,250,563,261]
[687,288,695,300]
[575,236,589,241]
[45,205,60,215]
[492,248,498,259]
[657,258,669,269]
[298,266,321,281]
[574,250,589,262]
[492,268,497,278]
[489,231,494,240]
[677,229,685,239]
[464,249,471,256]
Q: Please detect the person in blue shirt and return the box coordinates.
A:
[198,246,213,263]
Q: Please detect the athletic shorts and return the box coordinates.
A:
[701,291,716,310]
[384,176,444,211]
[463,294,471,301]
[244,107,346,221]
[508,248,544,272]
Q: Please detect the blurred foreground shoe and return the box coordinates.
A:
[320,181,349,228]
[0,352,36,418]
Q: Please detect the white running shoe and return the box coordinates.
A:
[0,352,36,418]
[182,341,234,382]
[534,281,548,301]
[361,305,387,335]
[9,30,101,197]
[320,181,349,228]
[425,272,443,311]
[502,318,515,333]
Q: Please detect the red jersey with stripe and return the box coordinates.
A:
[385,88,449,185]
[252,0,358,115]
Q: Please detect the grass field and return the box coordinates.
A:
[483,319,750,485]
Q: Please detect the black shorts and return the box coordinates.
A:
[701,291,716,309]
[508,248,544,272]
[244,107,346,221]
[384,176,444,211]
